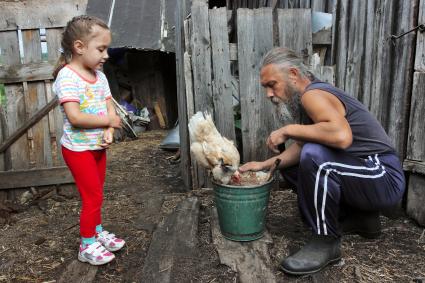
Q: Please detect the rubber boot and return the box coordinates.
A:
[341,210,381,239]
[280,235,341,275]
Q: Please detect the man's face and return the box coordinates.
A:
[260,64,302,123]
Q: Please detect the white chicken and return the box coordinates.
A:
[188,111,240,184]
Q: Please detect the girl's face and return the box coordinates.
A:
[76,25,111,71]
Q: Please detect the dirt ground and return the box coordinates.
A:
[0,130,424,282]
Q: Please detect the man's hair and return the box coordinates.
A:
[261,47,312,79]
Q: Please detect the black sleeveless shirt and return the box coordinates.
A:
[302,80,395,158]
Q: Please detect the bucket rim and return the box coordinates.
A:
[212,177,274,189]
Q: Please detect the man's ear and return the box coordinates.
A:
[288,67,299,82]
[73,40,85,55]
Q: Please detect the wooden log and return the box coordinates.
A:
[0,97,58,154]
[141,197,200,282]
[191,0,212,187]
[407,173,425,226]
[0,60,56,84]
[210,207,276,282]
[0,166,73,189]
[57,260,97,283]
[209,7,236,142]
[407,72,425,161]
[0,0,87,31]
[175,0,192,189]
[237,8,275,162]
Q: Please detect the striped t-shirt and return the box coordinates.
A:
[53,65,112,151]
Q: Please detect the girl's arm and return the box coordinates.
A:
[63,102,113,128]
[106,99,120,130]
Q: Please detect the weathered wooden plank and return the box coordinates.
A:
[210,207,276,282]
[415,0,425,71]
[277,9,313,59]
[0,60,56,84]
[237,8,274,162]
[46,28,65,166]
[141,197,200,282]
[403,160,425,175]
[331,0,349,88]
[406,174,425,226]
[175,0,192,189]
[209,7,236,142]
[344,1,366,102]
[0,31,29,174]
[190,0,212,187]
[0,0,87,31]
[387,0,419,159]
[0,166,73,189]
[57,260,97,283]
[23,29,52,167]
[407,72,425,161]
[229,43,238,61]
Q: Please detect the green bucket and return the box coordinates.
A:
[212,178,273,241]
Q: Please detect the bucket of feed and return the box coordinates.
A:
[189,111,280,241]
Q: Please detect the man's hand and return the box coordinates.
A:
[267,127,288,153]
[239,161,267,172]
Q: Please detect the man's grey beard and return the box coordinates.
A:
[272,87,302,125]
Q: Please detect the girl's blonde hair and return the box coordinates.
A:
[52,15,109,79]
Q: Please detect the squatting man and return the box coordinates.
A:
[239,47,405,275]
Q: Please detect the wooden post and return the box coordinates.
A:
[175,0,192,189]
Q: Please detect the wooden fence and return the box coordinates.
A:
[176,0,334,189]
[0,0,87,200]
[331,0,424,225]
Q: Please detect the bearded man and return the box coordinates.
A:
[239,47,405,275]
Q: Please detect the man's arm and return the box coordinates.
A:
[239,142,302,172]
[268,89,352,151]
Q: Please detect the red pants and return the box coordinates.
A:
[62,146,106,238]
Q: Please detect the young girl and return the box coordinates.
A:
[53,15,125,265]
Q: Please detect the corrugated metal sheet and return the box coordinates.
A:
[86,0,178,52]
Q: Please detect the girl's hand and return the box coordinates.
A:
[109,115,122,128]
[239,161,266,172]
[100,128,114,148]
[267,128,288,153]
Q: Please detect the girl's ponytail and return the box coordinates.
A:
[52,52,67,79]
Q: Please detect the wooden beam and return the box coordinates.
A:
[0,97,58,154]
[403,160,425,175]
[0,60,56,84]
[0,166,73,189]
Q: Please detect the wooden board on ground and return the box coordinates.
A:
[210,207,276,283]
[141,197,200,282]
[57,260,97,283]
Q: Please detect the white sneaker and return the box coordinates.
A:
[78,241,115,265]
[96,230,125,252]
